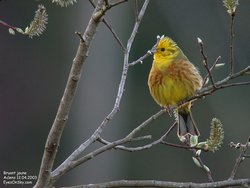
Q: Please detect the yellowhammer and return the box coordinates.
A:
[148,36,203,144]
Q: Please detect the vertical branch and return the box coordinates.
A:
[223,0,238,74]
[229,12,235,75]
[192,150,214,182]
[134,0,139,21]
[34,1,108,187]
[197,37,216,88]
[202,56,221,86]
[229,137,250,179]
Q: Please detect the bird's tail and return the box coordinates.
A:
[177,108,200,145]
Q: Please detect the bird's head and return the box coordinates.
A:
[153,36,184,61]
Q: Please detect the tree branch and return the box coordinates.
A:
[89,0,126,51]
[0,19,17,30]
[229,137,250,179]
[229,12,236,75]
[202,56,221,86]
[34,1,110,187]
[129,37,160,66]
[184,65,250,104]
[60,178,250,188]
[48,0,151,183]
[191,149,214,182]
[97,120,176,152]
[197,37,216,88]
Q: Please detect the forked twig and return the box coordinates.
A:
[229,137,250,179]
[202,56,221,86]
[197,37,216,88]
[89,0,126,51]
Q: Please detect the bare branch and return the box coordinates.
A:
[197,37,216,88]
[98,121,176,152]
[109,0,128,9]
[0,19,17,30]
[60,178,250,188]
[203,56,221,86]
[102,19,126,50]
[134,0,139,21]
[34,1,110,187]
[229,137,250,179]
[191,149,214,182]
[49,0,151,183]
[89,0,126,51]
[184,65,250,104]
[129,37,160,66]
[161,141,194,150]
[229,12,236,75]
[52,109,162,179]
[217,81,250,89]
[52,109,165,179]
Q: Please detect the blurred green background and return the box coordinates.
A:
[1,0,249,187]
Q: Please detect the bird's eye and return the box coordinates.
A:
[160,48,165,52]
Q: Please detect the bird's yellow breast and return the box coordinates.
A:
[148,59,201,107]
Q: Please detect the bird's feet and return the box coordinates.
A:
[164,106,173,117]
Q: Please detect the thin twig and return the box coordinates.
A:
[52,108,162,180]
[230,13,236,75]
[134,0,139,21]
[0,19,17,30]
[217,81,250,89]
[98,121,176,152]
[89,0,126,50]
[102,19,126,50]
[229,137,250,179]
[197,37,216,88]
[184,65,250,104]
[191,149,214,182]
[60,178,250,188]
[109,0,128,9]
[161,141,195,150]
[203,56,221,86]
[126,109,165,139]
[129,49,154,66]
[75,31,84,42]
[129,38,159,66]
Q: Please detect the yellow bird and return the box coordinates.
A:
[148,36,203,144]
